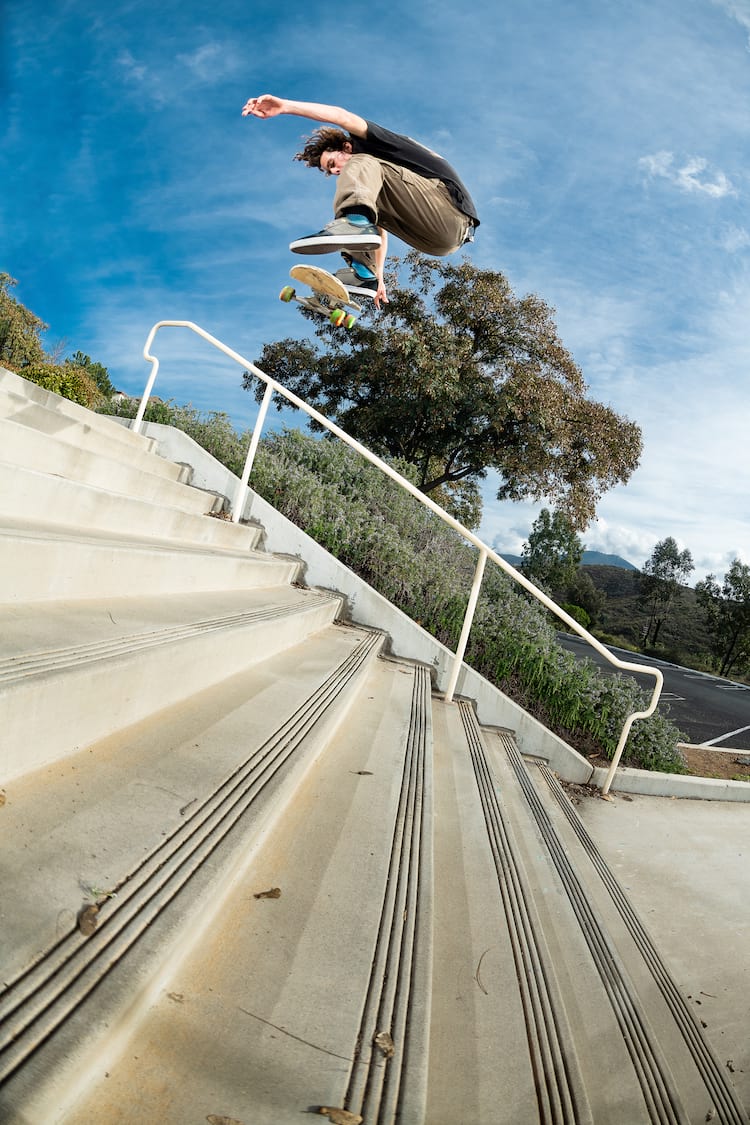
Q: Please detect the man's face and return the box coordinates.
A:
[320,143,353,176]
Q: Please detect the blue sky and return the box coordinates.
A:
[3,0,749,583]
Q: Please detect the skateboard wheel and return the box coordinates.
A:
[280,286,295,302]
[344,314,357,329]
[330,308,346,327]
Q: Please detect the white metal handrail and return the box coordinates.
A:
[137,320,663,794]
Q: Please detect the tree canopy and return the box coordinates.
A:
[696,558,750,677]
[521,507,584,594]
[639,536,694,647]
[0,273,47,369]
[249,252,642,528]
[68,351,115,397]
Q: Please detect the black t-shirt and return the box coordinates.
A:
[351,120,479,226]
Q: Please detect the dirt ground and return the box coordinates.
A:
[584,745,750,782]
[678,744,750,782]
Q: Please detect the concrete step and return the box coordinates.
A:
[526,759,749,1125]
[0,461,254,549]
[0,653,428,1124]
[0,520,292,605]
[0,417,218,513]
[0,367,163,464]
[482,717,748,1125]
[0,586,343,783]
[0,623,386,1123]
[428,696,593,1124]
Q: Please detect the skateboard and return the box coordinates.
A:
[280,264,361,329]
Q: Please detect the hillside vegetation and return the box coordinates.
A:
[243,428,688,774]
[585,565,717,671]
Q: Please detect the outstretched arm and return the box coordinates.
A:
[241,94,368,138]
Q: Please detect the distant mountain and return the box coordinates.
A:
[500,551,637,571]
[581,551,637,570]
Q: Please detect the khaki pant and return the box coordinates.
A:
[333,154,472,272]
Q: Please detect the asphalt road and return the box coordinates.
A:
[558,634,750,750]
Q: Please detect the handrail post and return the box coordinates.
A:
[601,668,663,795]
[133,323,162,433]
[231,381,274,523]
[445,548,487,703]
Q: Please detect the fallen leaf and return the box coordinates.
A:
[374,1030,395,1059]
[318,1109,362,1125]
[77,903,99,936]
[253,887,281,900]
[0,791,6,807]
[207,1117,244,1125]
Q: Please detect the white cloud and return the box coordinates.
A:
[719,224,750,252]
[176,42,241,84]
[116,49,167,106]
[711,0,750,47]
[638,151,736,197]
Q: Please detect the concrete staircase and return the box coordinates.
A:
[0,366,746,1125]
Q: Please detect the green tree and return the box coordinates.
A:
[68,351,115,397]
[639,537,694,647]
[248,252,642,528]
[0,273,47,369]
[566,568,606,628]
[521,507,584,595]
[696,558,750,677]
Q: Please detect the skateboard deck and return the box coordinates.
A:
[280,264,361,328]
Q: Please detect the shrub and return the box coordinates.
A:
[21,361,103,408]
[560,603,591,630]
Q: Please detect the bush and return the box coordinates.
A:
[560,603,591,630]
[20,361,103,408]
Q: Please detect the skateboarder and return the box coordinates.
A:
[241,94,480,308]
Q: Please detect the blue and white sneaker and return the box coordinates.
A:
[290,215,381,255]
[334,258,378,300]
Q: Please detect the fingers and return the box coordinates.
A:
[374,283,389,310]
[241,94,281,118]
[241,95,267,117]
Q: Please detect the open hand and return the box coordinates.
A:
[241,94,285,118]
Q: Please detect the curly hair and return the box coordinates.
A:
[294,127,351,171]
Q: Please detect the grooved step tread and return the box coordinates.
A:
[55,659,431,1125]
[428,698,593,1125]
[0,587,343,784]
[0,625,385,1119]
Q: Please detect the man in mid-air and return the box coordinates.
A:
[242,94,480,307]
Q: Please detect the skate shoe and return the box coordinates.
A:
[290,215,381,255]
[334,262,378,300]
